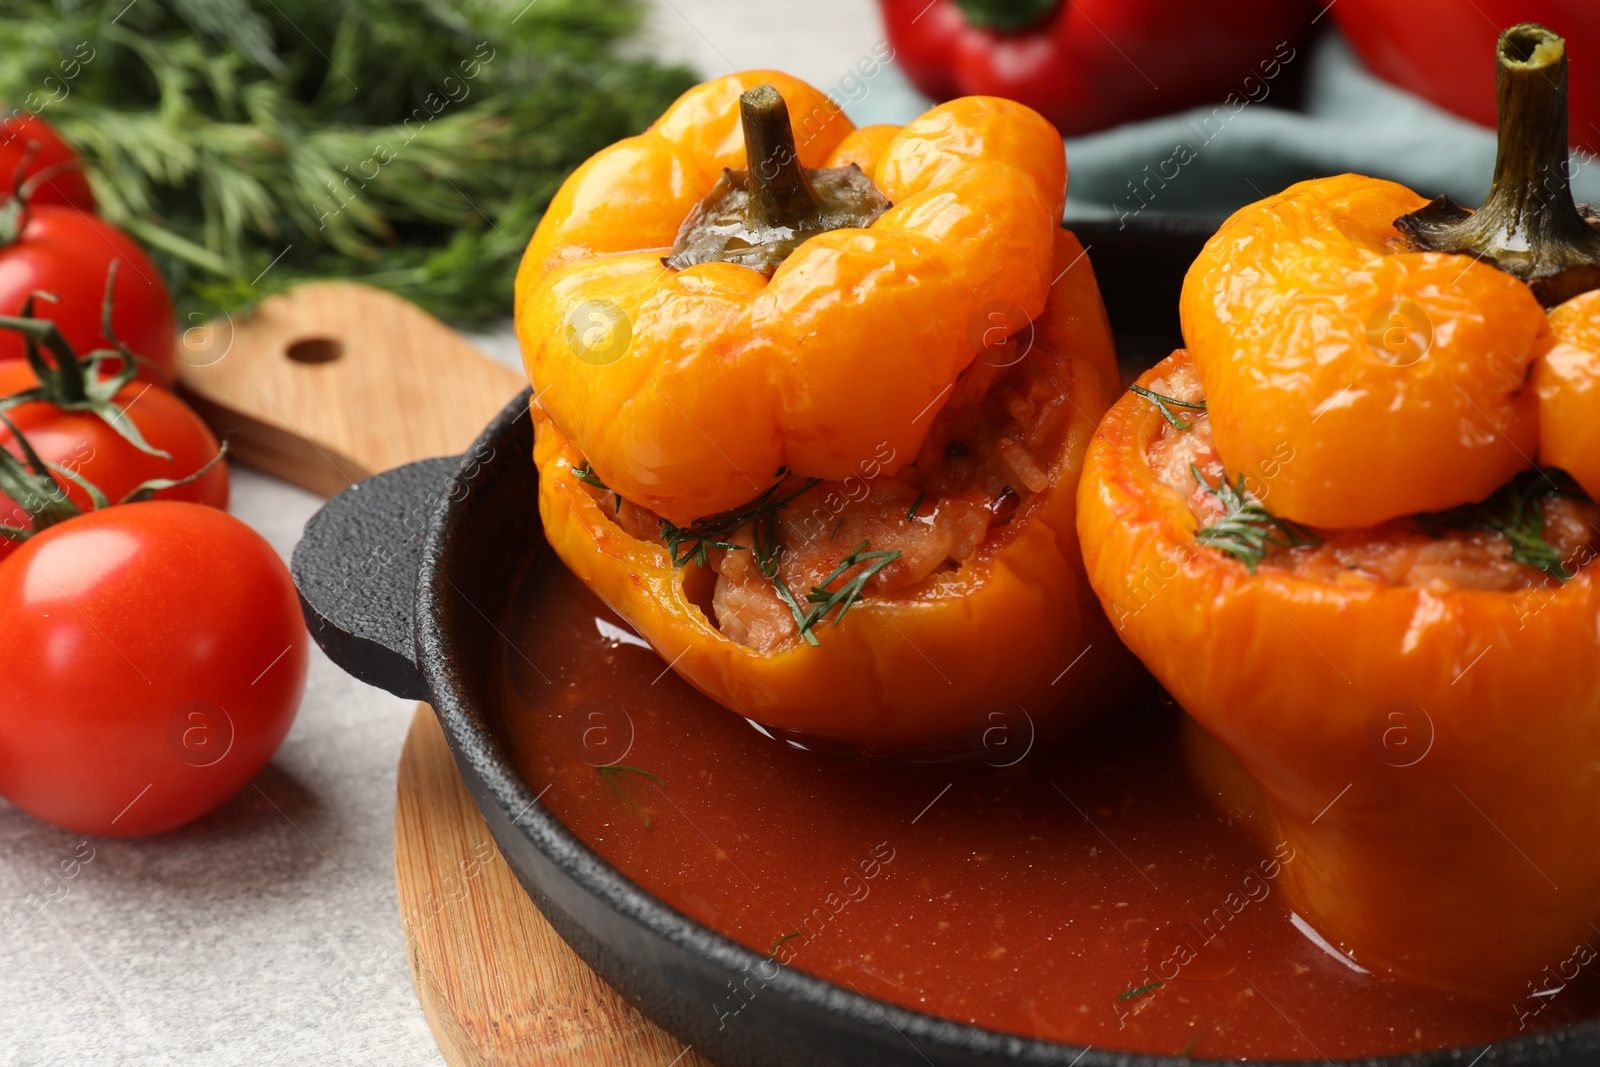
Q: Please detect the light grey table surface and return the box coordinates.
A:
[0,4,894,1066]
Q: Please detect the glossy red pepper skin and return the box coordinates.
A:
[1334,0,1600,154]
[878,0,1319,138]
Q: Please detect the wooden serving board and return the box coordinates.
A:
[179,284,713,1066]
[178,282,529,498]
[397,705,712,1066]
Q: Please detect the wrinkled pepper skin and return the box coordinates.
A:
[1180,174,1547,530]
[516,71,1066,526]
[535,230,1124,748]
[1078,349,1600,997]
[1539,289,1600,499]
[879,0,1319,139]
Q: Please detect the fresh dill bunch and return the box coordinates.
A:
[1416,468,1590,582]
[0,0,695,324]
[1192,464,1320,572]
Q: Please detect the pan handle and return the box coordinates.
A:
[291,457,460,701]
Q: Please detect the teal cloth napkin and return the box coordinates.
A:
[847,30,1600,223]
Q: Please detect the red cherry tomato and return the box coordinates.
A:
[0,362,227,555]
[0,502,307,836]
[0,113,94,212]
[0,208,176,381]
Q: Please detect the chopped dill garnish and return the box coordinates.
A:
[772,579,814,640]
[1192,464,1321,572]
[755,536,904,647]
[830,516,845,541]
[1416,468,1590,582]
[799,540,901,643]
[1177,1037,1197,1057]
[908,490,927,522]
[596,764,663,828]
[658,471,821,567]
[1118,979,1163,1001]
[769,931,803,958]
[751,513,780,574]
[1130,384,1207,431]
[572,462,621,513]
[752,512,815,641]
[596,764,662,782]
[658,477,901,648]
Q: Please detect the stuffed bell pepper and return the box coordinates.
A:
[516,71,1127,749]
[1078,24,1600,998]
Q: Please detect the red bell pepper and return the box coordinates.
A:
[1334,0,1599,154]
[878,0,1320,137]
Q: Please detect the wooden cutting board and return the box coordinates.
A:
[179,283,714,1067]
[178,282,528,498]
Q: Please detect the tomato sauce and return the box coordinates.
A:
[496,552,1600,1060]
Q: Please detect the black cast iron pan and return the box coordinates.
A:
[291,218,1600,1066]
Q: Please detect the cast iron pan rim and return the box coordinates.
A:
[406,351,1600,1067]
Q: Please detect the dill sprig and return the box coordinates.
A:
[1130,384,1207,431]
[1417,468,1590,582]
[0,0,696,324]
[660,476,898,648]
[572,461,621,512]
[797,540,900,642]
[596,764,662,828]
[1118,979,1163,1001]
[657,472,820,567]
[1192,464,1321,572]
[751,518,900,646]
[750,511,814,640]
[907,490,926,522]
[769,931,802,958]
[571,462,606,489]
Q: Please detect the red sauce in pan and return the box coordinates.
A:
[496,552,1600,1060]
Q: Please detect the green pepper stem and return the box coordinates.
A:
[666,86,891,275]
[952,0,1060,33]
[739,85,824,230]
[1396,23,1600,306]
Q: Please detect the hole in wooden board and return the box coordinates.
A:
[285,337,345,364]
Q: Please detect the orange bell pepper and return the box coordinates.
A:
[1081,348,1600,998]
[1178,172,1548,530]
[1078,25,1600,997]
[1539,289,1600,500]
[534,225,1123,747]
[1178,24,1600,531]
[516,70,1127,747]
[515,70,1067,526]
